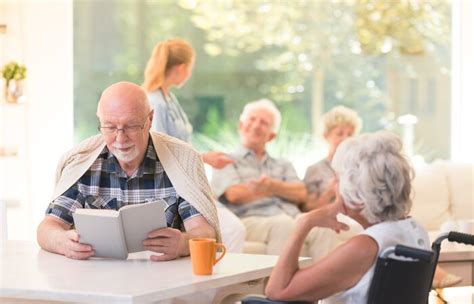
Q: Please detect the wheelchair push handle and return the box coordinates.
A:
[448,231,474,246]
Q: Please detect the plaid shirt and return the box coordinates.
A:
[46,139,200,227]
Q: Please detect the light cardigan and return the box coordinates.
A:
[51,131,221,242]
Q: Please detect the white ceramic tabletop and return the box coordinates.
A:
[0,240,297,303]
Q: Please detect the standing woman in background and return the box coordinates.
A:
[142,38,233,168]
[142,38,246,253]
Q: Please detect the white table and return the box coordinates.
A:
[0,241,309,303]
[429,286,474,304]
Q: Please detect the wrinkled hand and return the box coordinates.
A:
[202,151,234,169]
[61,230,95,260]
[300,198,350,234]
[143,227,183,261]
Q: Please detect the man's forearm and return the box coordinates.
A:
[178,221,216,257]
[225,181,307,205]
[224,184,266,204]
[37,217,70,255]
[270,180,307,204]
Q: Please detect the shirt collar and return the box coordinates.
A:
[235,146,272,164]
[103,139,158,177]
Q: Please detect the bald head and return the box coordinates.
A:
[96,81,153,173]
[97,81,151,119]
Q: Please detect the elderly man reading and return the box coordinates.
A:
[37,81,219,261]
[211,99,335,260]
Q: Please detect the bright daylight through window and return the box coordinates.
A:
[74,0,451,175]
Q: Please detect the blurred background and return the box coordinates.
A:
[0,0,472,241]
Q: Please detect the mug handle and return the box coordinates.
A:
[214,243,227,265]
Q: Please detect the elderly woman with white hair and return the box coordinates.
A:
[265,131,430,303]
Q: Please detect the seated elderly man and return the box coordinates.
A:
[37,81,219,261]
[211,99,336,260]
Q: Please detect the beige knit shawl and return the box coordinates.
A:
[51,131,221,242]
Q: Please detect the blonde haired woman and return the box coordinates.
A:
[143,39,194,142]
[143,38,245,253]
[143,38,233,168]
[303,105,362,211]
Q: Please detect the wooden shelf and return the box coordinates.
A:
[0,144,18,157]
[0,100,26,106]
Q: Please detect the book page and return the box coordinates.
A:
[73,212,128,259]
[73,208,118,217]
[120,201,167,253]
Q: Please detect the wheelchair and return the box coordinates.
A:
[242,231,474,304]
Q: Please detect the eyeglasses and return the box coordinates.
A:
[98,124,145,135]
[98,120,150,136]
[98,112,152,135]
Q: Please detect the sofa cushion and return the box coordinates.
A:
[410,162,451,230]
[243,241,267,254]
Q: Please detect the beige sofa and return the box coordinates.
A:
[243,160,474,254]
[410,160,473,241]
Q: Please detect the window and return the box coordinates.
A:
[74,1,452,174]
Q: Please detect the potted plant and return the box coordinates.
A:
[1,61,27,103]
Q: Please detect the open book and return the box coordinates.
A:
[73,201,167,259]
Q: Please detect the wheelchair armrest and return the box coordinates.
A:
[380,245,433,262]
[394,245,433,262]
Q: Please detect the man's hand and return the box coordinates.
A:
[37,216,94,260]
[61,230,95,260]
[143,216,216,262]
[247,175,274,197]
[202,151,234,169]
[143,227,184,261]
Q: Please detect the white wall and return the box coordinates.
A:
[2,0,73,239]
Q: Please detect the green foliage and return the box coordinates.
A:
[192,129,239,153]
[200,107,234,139]
[1,62,27,81]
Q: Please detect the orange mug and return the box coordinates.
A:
[189,238,226,275]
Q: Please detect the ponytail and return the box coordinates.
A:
[143,42,169,92]
[142,38,195,93]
